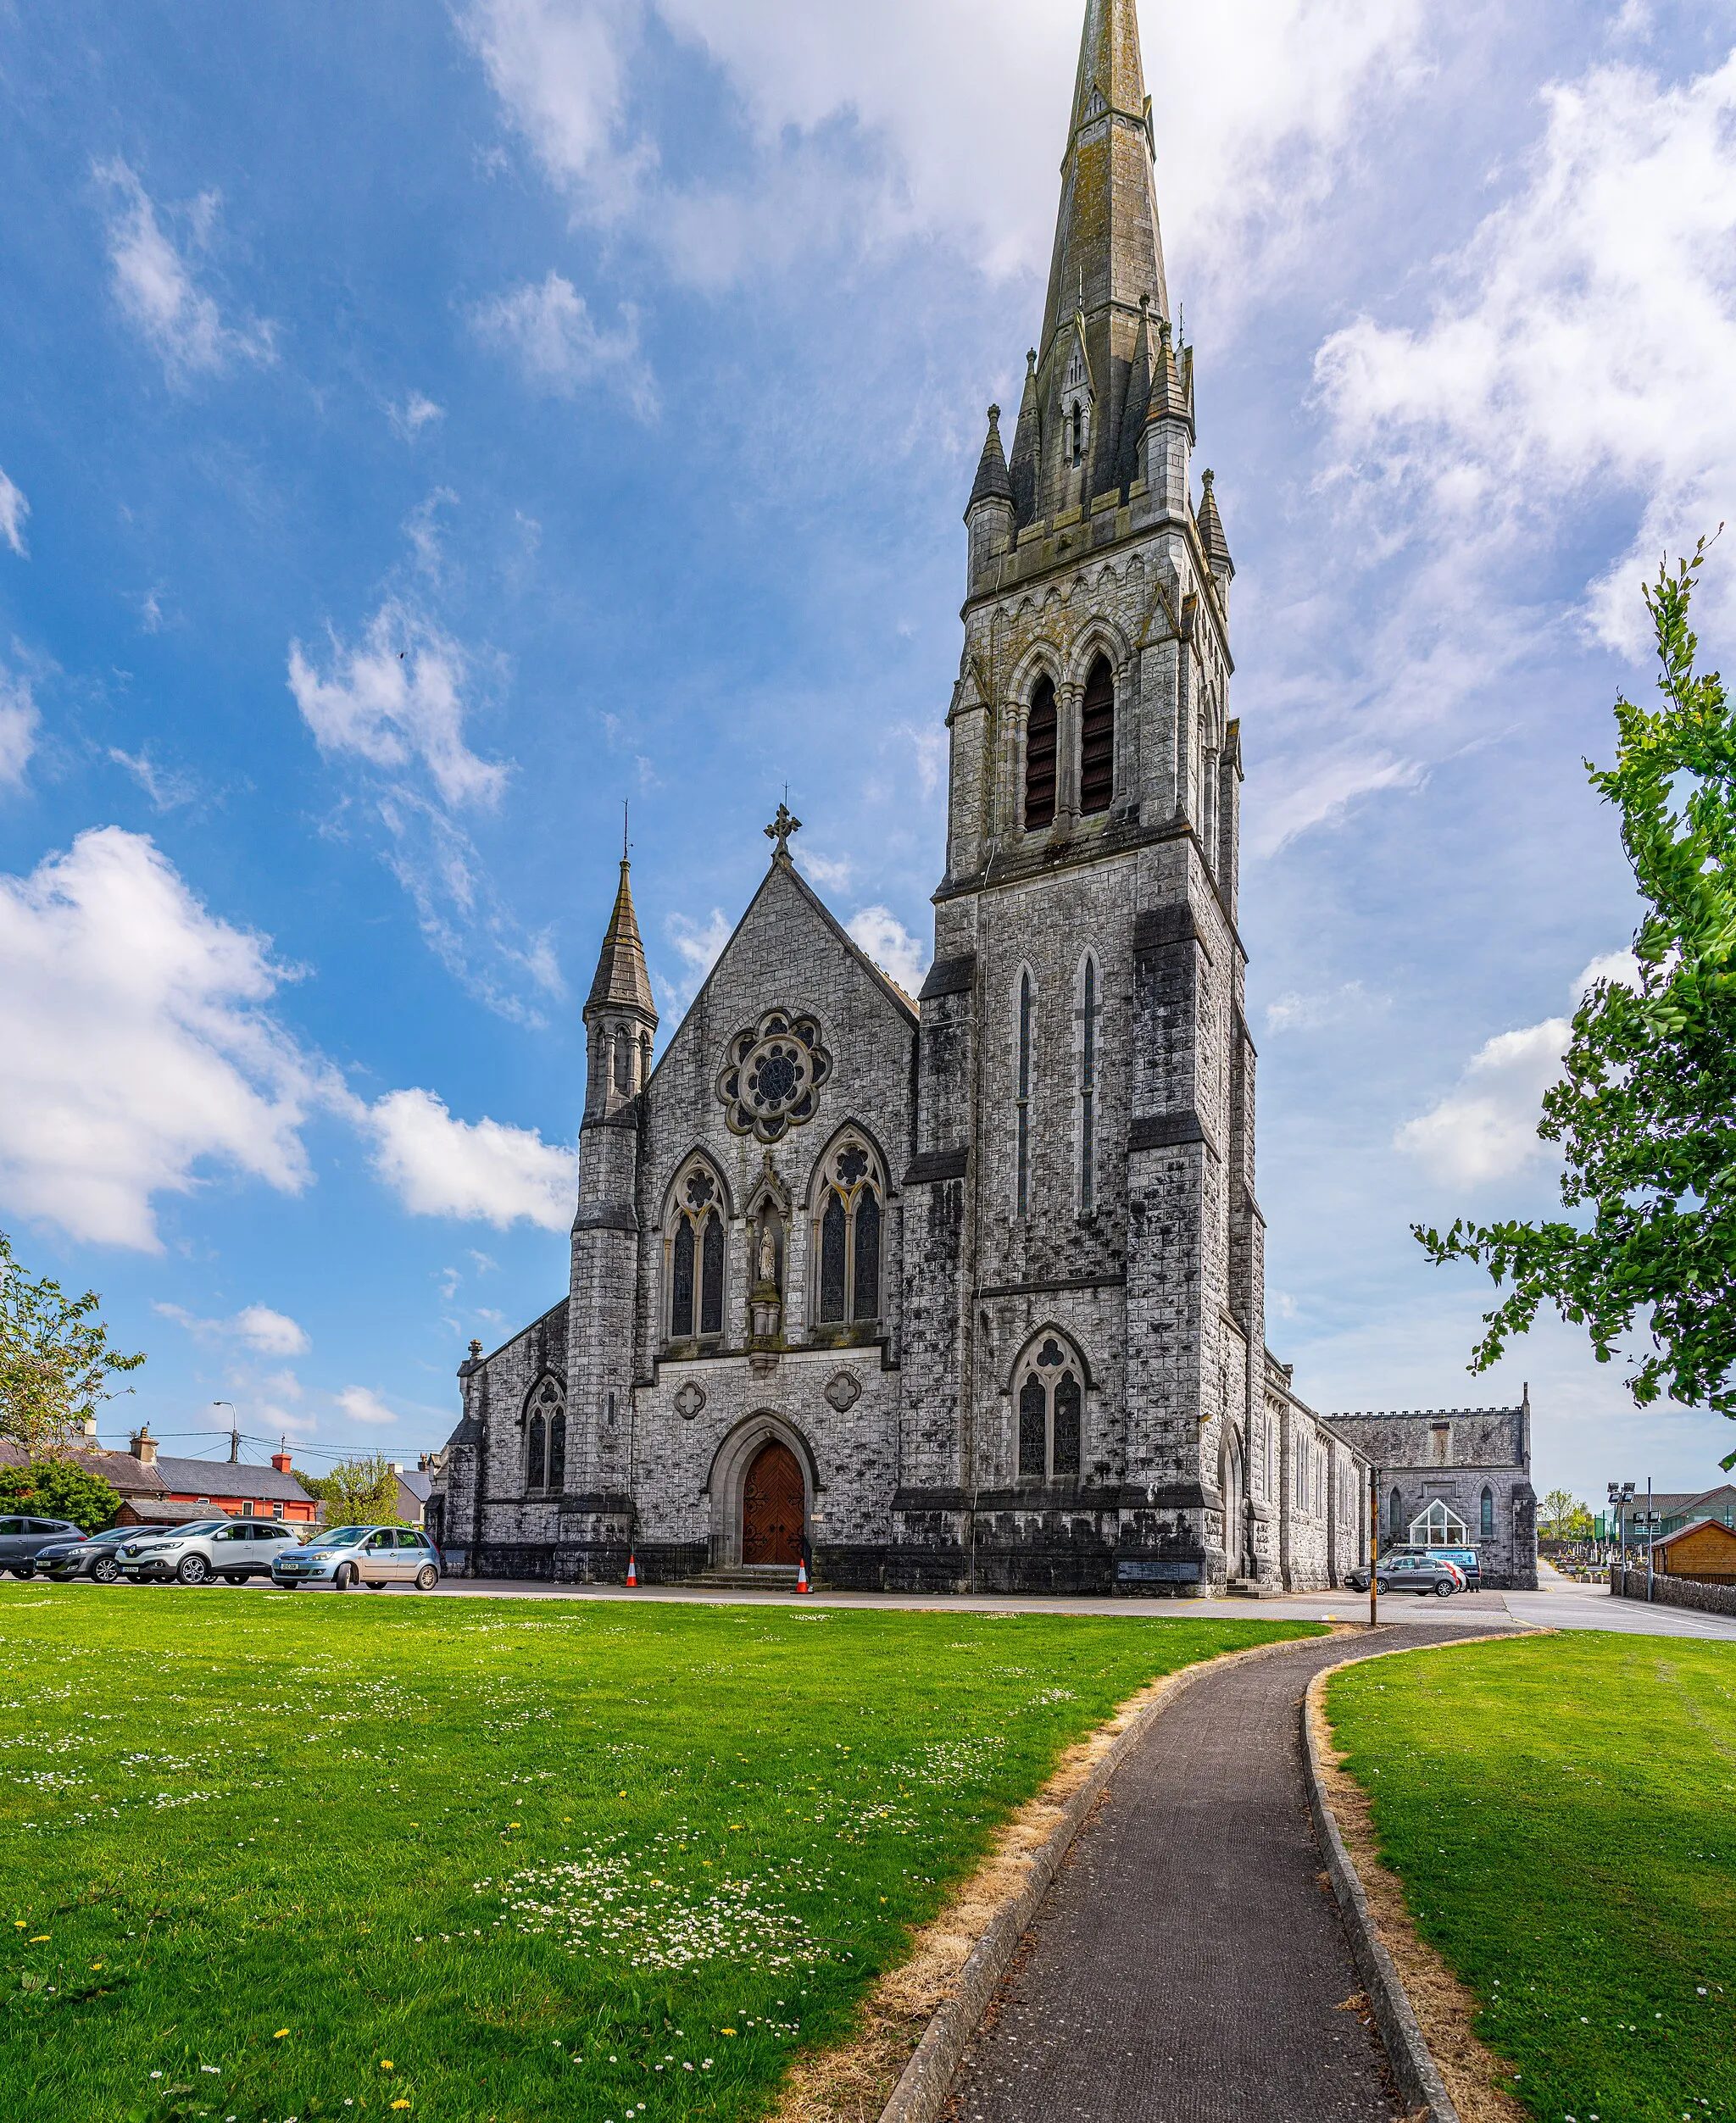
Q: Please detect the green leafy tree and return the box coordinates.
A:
[0,1231,146,1458]
[1541,1487,1593,1542]
[1417,542,1736,1468]
[297,1455,401,1525]
[0,1457,121,1532]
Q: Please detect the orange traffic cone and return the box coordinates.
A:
[626,1551,638,1588]
[796,1559,810,1594]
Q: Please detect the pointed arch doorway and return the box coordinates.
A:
[742,1439,805,1564]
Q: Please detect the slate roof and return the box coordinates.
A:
[586,858,658,1020]
[0,1441,313,1504]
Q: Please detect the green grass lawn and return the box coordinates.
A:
[1327,1632,1736,2123]
[0,1585,1316,2123]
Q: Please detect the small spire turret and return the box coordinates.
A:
[583,853,657,1120]
[1197,468,1233,589]
[965,404,1016,586]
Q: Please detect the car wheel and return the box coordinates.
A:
[1433,1579,1454,1597]
[92,1556,123,1584]
[12,1562,34,1580]
[176,1555,209,1586]
[335,1563,355,1591]
[415,1564,438,1591]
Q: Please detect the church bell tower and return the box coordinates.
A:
[895,0,1266,1594]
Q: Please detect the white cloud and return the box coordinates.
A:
[335,1385,400,1426]
[665,905,732,981]
[155,1301,310,1356]
[363,1087,581,1231]
[0,827,325,1249]
[0,662,40,790]
[109,747,198,810]
[0,468,28,557]
[798,849,853,892]
[461,0,1427,296]
[390,392,446,439]
[1265,980,1366,1032]
[1395,1017,1571,1190]
[94,159,275,383]
[470,271,654,414]
[847,904,929,996]
[1577,948,1640,998]
[893,723,947,802]
[1315,50,1736,644]
[288,599,507,809]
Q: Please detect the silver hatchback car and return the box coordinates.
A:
[270,1524,442,1592]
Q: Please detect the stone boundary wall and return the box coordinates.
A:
[1612,1564,1736,1619]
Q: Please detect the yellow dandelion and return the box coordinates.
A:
[381,2059,395,2070]
[392,2104,411,2112]
[274,2029,290,2039]
[721,2028,737,2036]
[28,1935,49,1943]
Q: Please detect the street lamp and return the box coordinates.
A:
[1607,1481,1635,1583]
[213,1403,239,1464]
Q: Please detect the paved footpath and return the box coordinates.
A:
[941,1625,1486,2123]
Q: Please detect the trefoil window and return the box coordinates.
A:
[814,1137,885,1326]
[1014,1334,1085,1483]
[525,1378,566,1494]
[667,1162,726,1342]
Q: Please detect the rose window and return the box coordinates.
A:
[717,1010,833,1142]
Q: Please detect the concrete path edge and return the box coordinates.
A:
[874,1634,1326,2123]
[1302,1645,1504,2123]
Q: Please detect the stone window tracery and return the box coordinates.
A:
[1013,1333,1085,1483]
[812,1134,884,1328]
[717,1009,833,1143]
[524,1376,565,1494]
[666,1159,727,1343]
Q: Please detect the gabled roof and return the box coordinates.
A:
[0,1441,313,1503]
[1657,1514,1736,1549]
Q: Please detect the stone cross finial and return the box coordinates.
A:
[765,803,802,860]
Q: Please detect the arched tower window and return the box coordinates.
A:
[1024,676,1057,831]
[524,1376,565,1493]
[666,1159,727,1342]
[1389,1487,1403,1542]
[1080,655,1115,815]
[812,1134,886,1327]
[614,1025,632,1094]
[1071,403,1082,465]
[1481,1487,1494,1541]
[1013,1332,1086,1483]
[1077,953,1099,1213]
[1015,970,1034,1217]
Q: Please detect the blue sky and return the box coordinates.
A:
[3,0,1734,1501]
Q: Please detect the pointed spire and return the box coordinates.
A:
[1197,467,1233,579]
[1009,350,1042,525]
[1039,0,1168,363]
[966,404,1014,514]
[585,856,657,1023]
[1145,315,1193,437]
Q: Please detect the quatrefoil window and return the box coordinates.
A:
[716,1009,833,1143]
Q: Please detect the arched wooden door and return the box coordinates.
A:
[742,1440,805,1564]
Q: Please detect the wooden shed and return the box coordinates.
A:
[1653,1516,1736,1585]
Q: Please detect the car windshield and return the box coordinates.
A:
[315,1526,373,1548]
[159,1521,227,1538]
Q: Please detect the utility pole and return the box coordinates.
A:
[1369,1469,1379,1630]
[1647,1476,1654,1602]
[214,1402,238,1462]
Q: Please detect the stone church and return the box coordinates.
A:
[435,0,1399,1595]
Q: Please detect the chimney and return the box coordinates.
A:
[131,1425,157,1466]
[81,1415,99,1442]
[271,1450,292,1476]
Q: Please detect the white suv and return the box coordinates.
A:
[118,1519,303,1586]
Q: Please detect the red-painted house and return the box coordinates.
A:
[1,1427,320,1526]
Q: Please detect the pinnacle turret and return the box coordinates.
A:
[585,858,657,1025]
[966,405,1014,513]
[1197,468,1233,583]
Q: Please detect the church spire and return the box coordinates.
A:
[1039,0,1168,364]
[585,854,657,1024]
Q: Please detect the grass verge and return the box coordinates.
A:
[1326,1631,1735,2123]
[0,1585,1316,2123]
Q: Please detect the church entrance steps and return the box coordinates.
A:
[685,1564,802,1593]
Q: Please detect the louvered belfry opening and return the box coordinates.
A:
[1025,675,1058,830]
[1080,656,1114,814]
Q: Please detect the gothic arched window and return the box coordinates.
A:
[1015,970,1034,1217]
[1077,953,1099,1212]
[614,1025,632,1093]
[813,1135,885,1326]
[1025,676,1057,831]
[1389,1487,1403,1542]
[666,1159,727,1342]
[525,1377,565,1493]
[1481,1486,1494,1541]
[1013,1333,1086,1483]
[1080,655,1114,814]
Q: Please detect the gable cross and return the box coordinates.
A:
[765,802,802,861]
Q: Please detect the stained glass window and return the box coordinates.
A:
[853,1188,881,1321]
[1016,971,1032,1216]
[700,1211,724,1337]
[820,1193,848,1322]
[527,1411,546,1489]
[672,1217,695,1338]
[1080,956,1097,1212]
[1053,1373,1082,1476]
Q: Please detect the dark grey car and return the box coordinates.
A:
[38,1526,134,1583]
[1345,1553,1461,1596]
[0,1516,85,1577]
